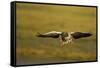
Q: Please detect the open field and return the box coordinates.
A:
[16,3,97,65]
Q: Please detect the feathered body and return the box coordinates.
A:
[36,31,92,47]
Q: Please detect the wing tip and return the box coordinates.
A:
[36,32,41,37]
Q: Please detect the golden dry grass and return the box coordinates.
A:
[16,3,97,65]
[16,47,96,61]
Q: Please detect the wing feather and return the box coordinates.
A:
[71,32,92,39]
[36,31,62,38]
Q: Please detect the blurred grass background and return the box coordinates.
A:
[16,3,97,65]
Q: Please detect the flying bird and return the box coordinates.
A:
[36,31,92,47]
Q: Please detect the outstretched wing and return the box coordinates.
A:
[71,32,92,39]
[36,31,62,38]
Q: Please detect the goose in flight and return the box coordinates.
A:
[36,31,92,47]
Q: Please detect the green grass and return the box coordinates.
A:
[16,3,97,65]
